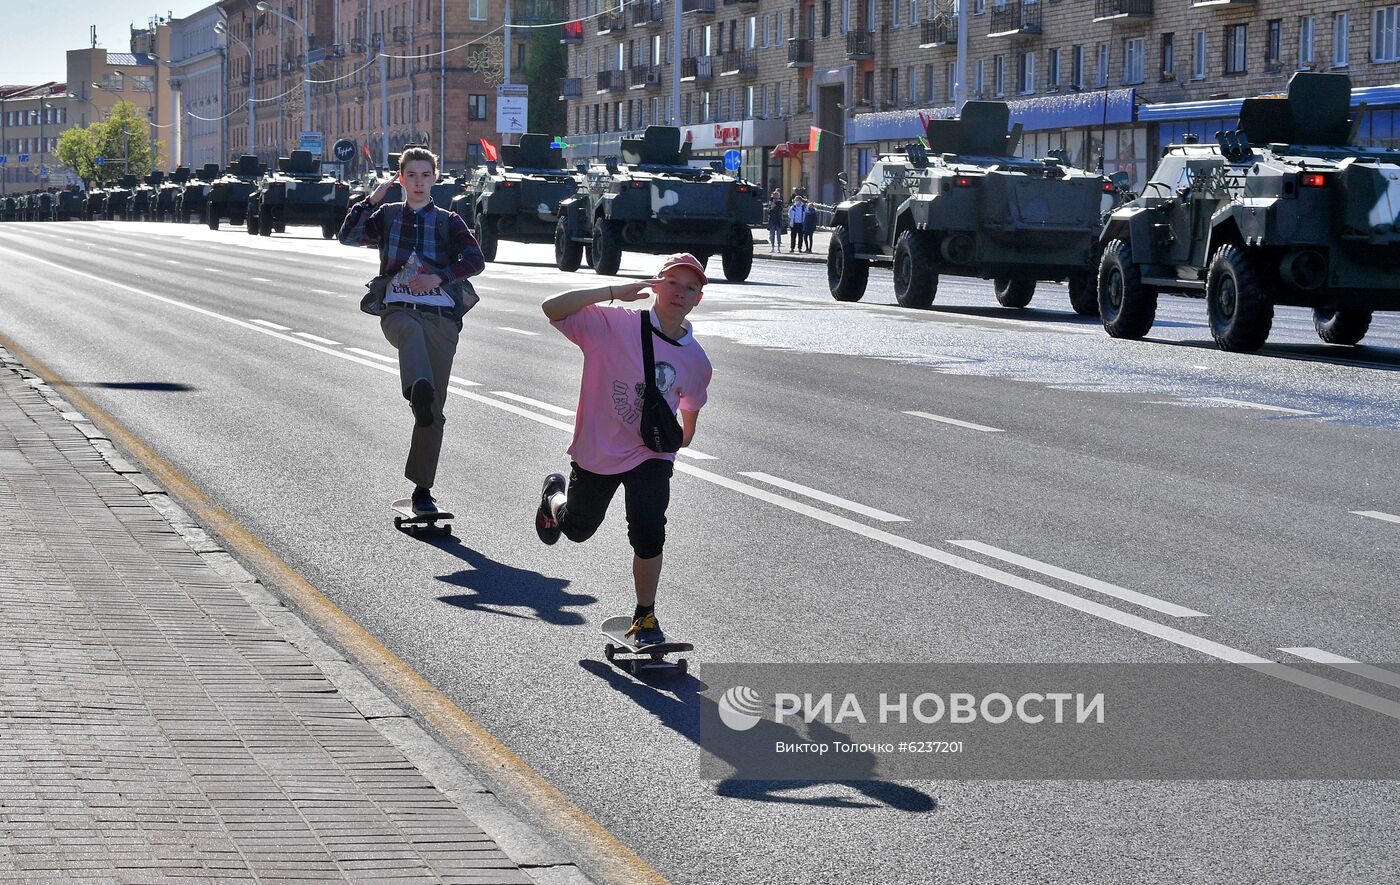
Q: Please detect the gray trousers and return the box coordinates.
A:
[380,307,460,488]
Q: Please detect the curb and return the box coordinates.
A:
[0,344,605,885]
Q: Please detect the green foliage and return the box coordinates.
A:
[526,25,565,137]
[55,126,99,183]
[59,101,166,184]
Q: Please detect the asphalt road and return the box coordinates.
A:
[3,219,1400,885]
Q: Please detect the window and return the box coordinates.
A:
[974,58,985,95]
[1160,33,1174,79]
[1193,30,1207,79]
[515,42,527,71]
[863,69,874,103]
[1048,47,1061,88]
[866,0,876,31]
[1124,37,1144,84]
[994,54,1005,96]
[745,85,754,118]
[822,0,831,37]
[909,67,918,103]
[925,63,936,101]
[1300,17,1316,67]
[910,0,919,27]
[975,0,985,13]
[1375,7,1400,62]
[889,68,899,105]
[946,60,956,99]
[1071,45,1084,88]
[1334,12,1350,67]
[1223,23,1246,74]
[469,0,486,20]
[893,0,901,27]
[841,0,849,34]
[763,15,770,48]
[467,93,487,120]
[1018,52,1035,94]
[1096,43,1109,86]
[1267,20,1283,68]
[747,16,757,49]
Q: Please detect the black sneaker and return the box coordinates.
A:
[535,472,566,545]
[409,379,435,428]
[410,486,437,514]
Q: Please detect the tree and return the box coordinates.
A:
[81,101,164,183]
[55,126,100,185]
[526,25,566,136]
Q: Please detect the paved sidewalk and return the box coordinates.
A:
[0,348,569,882]
[750,227,829,264]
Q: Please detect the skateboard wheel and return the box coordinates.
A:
[442,523,452,535]
[604,644,616,661]
[627,660,640,675]
[676,658,688,676]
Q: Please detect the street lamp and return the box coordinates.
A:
[255,1,312,148]
[214,20,257,159]
[91,82,135,176]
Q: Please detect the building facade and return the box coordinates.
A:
[170,4,228,170]
[562,0,1400,205]
[65,22,172,173]
[0,83,73,192]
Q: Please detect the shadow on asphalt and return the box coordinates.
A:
[578,659,937,813]
[1154,337,1400,370]
[428,535,597,624]
[69,381,197,392]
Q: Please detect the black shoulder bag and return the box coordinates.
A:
[639,310,684,453]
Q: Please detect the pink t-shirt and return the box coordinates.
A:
[552,305,712,475]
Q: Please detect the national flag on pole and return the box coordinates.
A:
[808,126,822,152]
[479,138,499,163]
[362,144,372,161]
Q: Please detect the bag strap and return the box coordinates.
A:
[640,310,658,395]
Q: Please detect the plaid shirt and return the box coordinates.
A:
[338,197,484,289]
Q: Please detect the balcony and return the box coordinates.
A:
[628,64,666,88]
[1093,0,1153,20]
[787,37,813,67]
[988,1,1041,38]
[562,20,584,43]
[920,17,957,47]
[560,76,582,99]
[846,29,874,59]
[350,36,366,53]
[596,69,626,93]
[632,0,665,27]
[682,0,716,15]
[1191,0,1253,6]
[598,11,626,33]
[680,56,714,81]
[392,25,409,43]
[722,0,758,4]
[514,0,568,25]
[720,49,757,76]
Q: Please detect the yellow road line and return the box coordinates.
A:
[0,330,666,885]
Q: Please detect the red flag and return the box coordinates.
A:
[807,126,822,152]
[362,144,371,161]
[479,138,499,163]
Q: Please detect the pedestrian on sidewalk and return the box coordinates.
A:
[788,194,807,253]
[766,188,785,252]
[802,200,819,253]
[339,147,485,514]
[534,253,713,647]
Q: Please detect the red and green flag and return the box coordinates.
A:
[808,126,822,152]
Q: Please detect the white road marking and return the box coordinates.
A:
[1201,397,1316,416]
[489,391,575,417]
[166,259,182,265]
[204,267,223,273]
[448,375,482,388]
[250,319,291,331]
[1352,510,1400,526]
[498,326,540,336]
[15,245,1400,723]
[295,332,341,346]
[739,472,908,523]
[346,347,395,363]
[249,277,273,283]
[904,410,1004,433]
[677,448,718,461]
[312,289,339,296]
[947,540,1208,618]
[1280,648,1400,691]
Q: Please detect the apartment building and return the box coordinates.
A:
[170,4,228,170]
[0,83,73,192]
[563,0,1400,204]
[220,0,522,174]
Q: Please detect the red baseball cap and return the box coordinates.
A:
[657,252,708,286]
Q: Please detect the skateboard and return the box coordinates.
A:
[391,499,454,536]
[601,615,693,676]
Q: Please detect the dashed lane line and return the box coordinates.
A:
[498,326,540,336]
[346,347,395,363]
[250,319,291,331]
[1201,397,1317,416]
[739,471,908,523]
[904,410,1005,433]
[947,540,1208,618]
[295,332,342,346]
[488,391,574,417]
[1352,510,1400,526]
[1280,648,1400,691]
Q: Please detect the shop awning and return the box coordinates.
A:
[771,141,810,159]
[847,88,1137,144]
[1137,80,1400,124]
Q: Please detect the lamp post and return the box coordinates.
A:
[1,90,8,195]
[214,20,257,159]
[39,100,53,186]
[90,82,132,176]
[256,0,312,149]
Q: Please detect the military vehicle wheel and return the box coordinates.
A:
[1206,245,1273,352]
[1313,308,1372,346]
[993,278,1036,309]
[321,221,337,239]
[207,205,220,231]
[476,214,499,262]
[258,210,273,237]
[592,219,623,276]
[721,230,753,282]
[1067,272,1099,316]
[892,231,938,309]
[555,219,583,272]
[828,225,869,302]
[1098,239,1157,339]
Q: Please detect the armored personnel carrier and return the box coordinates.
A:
[130,173,161,221]
[1098,72,1400,351]
[452,133,579,261]
[828,102,1111,313]
[0,195,16,222]
[206,155,263,230]
[55,188,85,221]
[554,125,763,280]
[105,176,138,221]
[154,168,187,221]
[175,163,221,223]
[83,187,109,220]
[31,191,56,221]
[247,150,349,238]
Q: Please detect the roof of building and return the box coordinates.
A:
[0,82,68,100]
[105,52,157,67]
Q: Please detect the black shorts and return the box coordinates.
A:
[556,458,673,559]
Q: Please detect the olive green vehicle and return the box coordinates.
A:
[829,102,1113,313]
[246,150,350,238]
[105,176,138,221]
[554,125,764,281]
[206,155,264,230]
[450,133,580,261]
[1098,72,1400,351]
[175,163,222,223]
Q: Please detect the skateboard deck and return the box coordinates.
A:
[601,615,693,675]
[391,499,455,535]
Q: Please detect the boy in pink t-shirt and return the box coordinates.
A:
[535,253,713,646]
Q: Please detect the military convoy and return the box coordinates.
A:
[828,101,1111,314]
[555,125,763,281]
[176,164,222,223]
[247,150,350,238]
[451,133,579,261]
[1098,72,1400,351]
[206,155,264,230]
